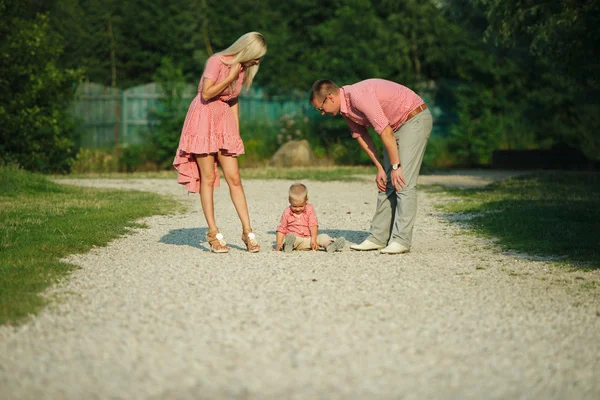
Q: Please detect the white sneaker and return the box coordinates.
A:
[350,239,385,251]
[380,242,410,254]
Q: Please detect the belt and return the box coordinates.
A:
[406,104,427,121]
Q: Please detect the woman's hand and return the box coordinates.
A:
[227,63,243,82]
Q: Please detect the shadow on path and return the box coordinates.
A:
[160,227,208,251]
[160,227,254,252]
[266,229,370,244]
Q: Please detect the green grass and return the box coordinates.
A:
[240,165,376,181]
[53,170,178,179]
[0,166,179,325]
[428,171,600,269]
[57,165,378,181]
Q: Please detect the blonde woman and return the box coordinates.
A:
[173,32,266,253]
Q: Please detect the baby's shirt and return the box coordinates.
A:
[276,204,319,238]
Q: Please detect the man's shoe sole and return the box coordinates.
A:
[380,249,409,254]
[350,244,385,251]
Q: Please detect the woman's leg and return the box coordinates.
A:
[194,154,218,232]
[217,152,252,232]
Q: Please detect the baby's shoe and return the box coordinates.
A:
[327,237,346,253]
[283,234,296,253]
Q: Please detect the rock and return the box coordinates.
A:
[270,139,317,167]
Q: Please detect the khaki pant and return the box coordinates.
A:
[367,108,432,249]
[289,234,333,251]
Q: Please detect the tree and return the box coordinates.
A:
[147,57,190,169]
[479,0,600,160]
[0,0,82,172]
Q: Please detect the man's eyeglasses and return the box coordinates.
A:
[317,93,331,112]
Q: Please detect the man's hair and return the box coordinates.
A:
[288,183,308,202]
[310,80,339,102]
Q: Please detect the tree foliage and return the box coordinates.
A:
[0,0,82,172]
[479,0,600,160]
[4,0,599,171]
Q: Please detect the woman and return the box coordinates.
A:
[173,32,266,253]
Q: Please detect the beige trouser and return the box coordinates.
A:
[289,233,333,250]
[367,108,432,249]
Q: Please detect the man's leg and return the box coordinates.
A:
[389,109,432,249]
[365,149,396,246]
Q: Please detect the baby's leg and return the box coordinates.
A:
[295,236,312,251]
[322,234,346,253]
[317,234,333,249]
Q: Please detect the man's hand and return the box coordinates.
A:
[376,169,387,192]
[391,168,407,191]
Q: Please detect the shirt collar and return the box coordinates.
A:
[339,87,348,116]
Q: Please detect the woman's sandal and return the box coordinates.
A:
[241,230,261,253]
[206,230,230,253]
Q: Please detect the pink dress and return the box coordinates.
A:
[173,55,246,193]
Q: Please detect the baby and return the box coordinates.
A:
[275,183,345,253]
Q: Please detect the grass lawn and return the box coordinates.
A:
[0,166,180,325]
[240,165,376,180]
[428,171,600,269]
[57,165,378,181]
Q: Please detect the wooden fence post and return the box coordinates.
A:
[114,101,120,152]
[121,90,128,146]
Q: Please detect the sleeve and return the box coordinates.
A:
[276,209,289,234]
[351,89,390,135]
[345,117,369,139]
[202,56,222,82]
[306,205,319,228]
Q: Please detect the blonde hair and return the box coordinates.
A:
[288,183,308,202]
[310,80,340,102]
[218,32,267,91]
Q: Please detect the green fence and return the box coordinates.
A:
[70,82,313,149]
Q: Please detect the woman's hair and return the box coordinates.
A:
[218,32,267,90]
[289,183,308,202]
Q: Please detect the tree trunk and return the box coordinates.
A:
[201,0,213,56]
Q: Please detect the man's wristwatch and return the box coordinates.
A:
[392,163,400,170]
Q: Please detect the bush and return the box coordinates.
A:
[146,57,190,169]
[423,136,455,168]
[118,144,160,172]
[70,149,119,174]
[0,11,83,173]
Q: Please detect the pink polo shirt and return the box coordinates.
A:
[276,204,319,238]
[339,79,425,138]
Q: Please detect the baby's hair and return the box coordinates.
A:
[289,183,308,202]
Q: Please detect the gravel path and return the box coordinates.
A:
[1,175,599,400]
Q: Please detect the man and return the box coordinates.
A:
[310,79,432,254]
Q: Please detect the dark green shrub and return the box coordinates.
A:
[147,57,189,169]
[0,11,83,172]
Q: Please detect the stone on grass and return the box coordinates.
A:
[270,140,316,167]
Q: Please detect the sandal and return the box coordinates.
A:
[206,230,230,253]
[242,229,261,253]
